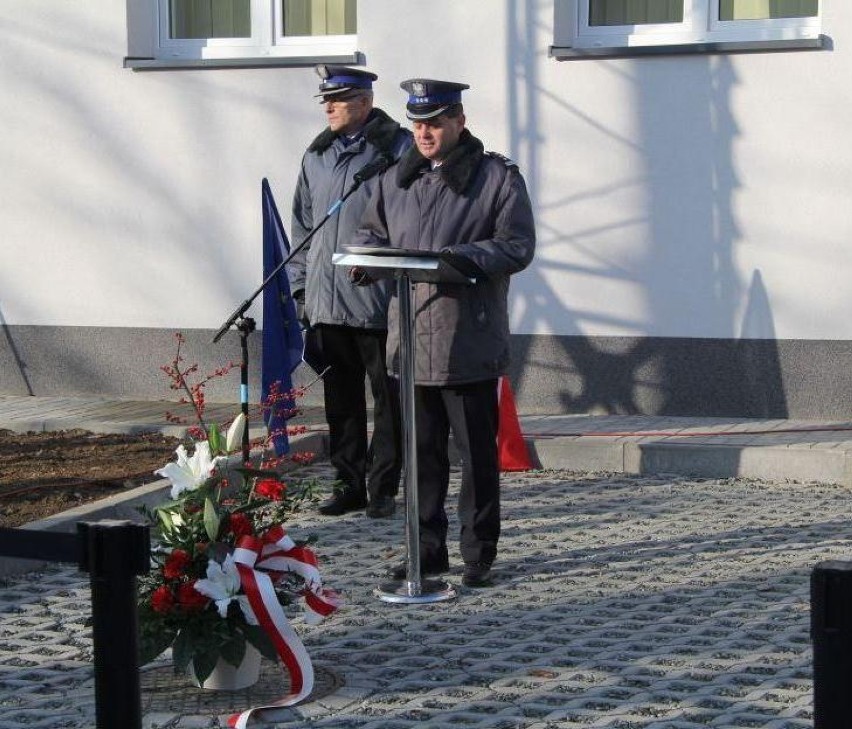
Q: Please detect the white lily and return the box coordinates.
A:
[154,441,224,500]
[225,412,246,453]
[193,554,258,625]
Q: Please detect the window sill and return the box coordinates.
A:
[124,52,361,71]
[550,34,831,61]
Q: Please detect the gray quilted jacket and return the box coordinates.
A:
[350,129,536,385]
[287,108,411,328]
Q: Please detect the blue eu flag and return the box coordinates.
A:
[261,178,303,455]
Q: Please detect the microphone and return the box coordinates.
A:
[353,153,393,184]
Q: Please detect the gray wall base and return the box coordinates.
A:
[509,334,852,419]
[2,325,851,419]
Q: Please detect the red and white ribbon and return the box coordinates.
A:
[228,527,341,728]
[258,525,340,623]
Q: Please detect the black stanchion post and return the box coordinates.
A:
[812,560,852,728]
[78,520,150,729]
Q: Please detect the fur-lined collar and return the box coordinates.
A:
[395,129,484,195]
[308,107,402,154]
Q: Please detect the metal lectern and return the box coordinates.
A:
[331,246,476,604]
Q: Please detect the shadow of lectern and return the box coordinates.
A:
[332,246,476,604]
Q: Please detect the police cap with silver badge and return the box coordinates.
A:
[400,78,470,120]
[314,65,377,101]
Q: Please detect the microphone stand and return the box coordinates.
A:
[211,171,378,463]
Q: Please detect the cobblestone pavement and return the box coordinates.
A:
[2,466,851,728]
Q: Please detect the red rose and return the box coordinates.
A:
[151,585,175,614]
[228,512,254,539]
[177,581,209,612]
[256,478,287,501]
[163,549,191,579]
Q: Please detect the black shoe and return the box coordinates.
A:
[318,490,367,516]
[387,556,450,581]
[366,495,395,519]
[462,561,493,588]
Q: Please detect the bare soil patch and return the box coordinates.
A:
[0,429,180,528]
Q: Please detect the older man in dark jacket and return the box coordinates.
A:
[288,66,411,518]
[350,79,536,586]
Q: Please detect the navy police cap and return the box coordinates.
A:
[314,65,377,100]
[400,78,470,120]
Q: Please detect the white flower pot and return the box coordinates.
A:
[188,644,262,690]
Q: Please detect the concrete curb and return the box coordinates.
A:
[0,430,328,579]
[4,421,851,578]
[527,435,852,485]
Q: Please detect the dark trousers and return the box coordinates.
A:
[415,379,500,566]
[316,325,401,499]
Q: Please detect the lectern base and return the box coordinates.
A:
[376,578,456,604]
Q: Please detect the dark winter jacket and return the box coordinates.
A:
[287,108,411,328]
[350,129,536,384]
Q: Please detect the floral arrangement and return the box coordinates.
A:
[137,335,337,695]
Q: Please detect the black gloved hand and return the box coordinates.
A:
[440,249,484,280]
[349,266,374,286]
[292,289,309,327]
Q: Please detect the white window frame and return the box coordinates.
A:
[152,0,357,62]
[272,1,357,58]
[556,0,822,50]
[157,0,263,58]
[709,1,820,40]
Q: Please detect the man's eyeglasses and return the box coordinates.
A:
[323,93,365,105]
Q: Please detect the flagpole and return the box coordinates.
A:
[212,160,391,462]
[212,171,376,346]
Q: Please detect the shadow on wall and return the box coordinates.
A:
[505,0,787,418]
[0,303,33,396]
[737,269,787,417]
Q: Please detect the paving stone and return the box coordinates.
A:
[3,466,851,726]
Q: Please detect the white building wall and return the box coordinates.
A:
[1,1,850,414]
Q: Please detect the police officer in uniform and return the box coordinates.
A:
[350,79,536,586]
[288,66,410,518]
